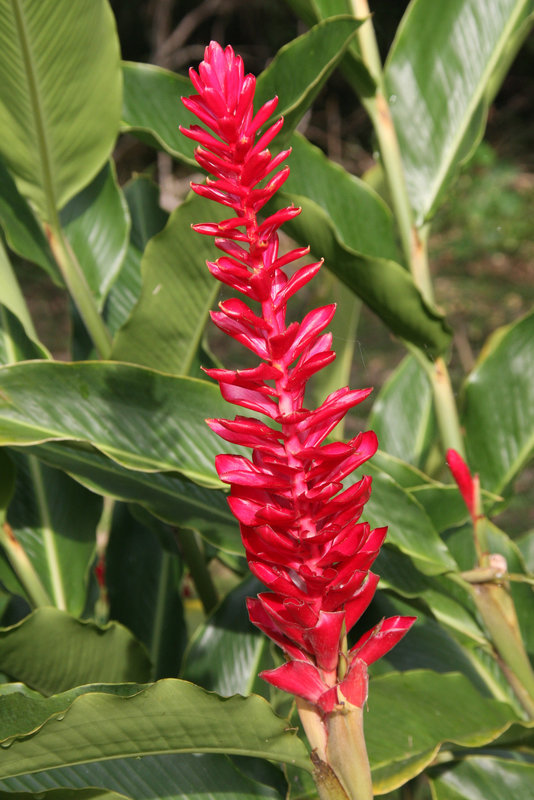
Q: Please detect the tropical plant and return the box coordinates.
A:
[0,1,533,799]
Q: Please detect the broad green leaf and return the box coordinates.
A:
[17,442,242,556]
[307,271,361,438]
[275,191,451,357]
[0,753,285,800]
[482,519,534,655]
[0,608,151,694]
[60,162,130,310]
[0,789,127,800]
[0,362,244,487]
[121,62,196,164]
[0,160,60,284]
[282,132,399,261]
[0,244,46,352]
[0,682,144,741]
[111,194,226,375]
[354,464,457,574]
[181,575,270,698]
[0,680,312,777]
[122,19,362,163]
[105,176,168,335]
[6,451,101,615]
[365,670,520,793]
[374,552,486,647]
[255,16,362,138]
[0,451,15,515]
[106,504,187,680]
[384,0,534,224]
[463,310,534,496]
[0,304,48,366]
[410,484,469,532]
[430,756,534,800]
[517,530,534,572]
[368,589,490,692]
[0,452,31,608]
[0,0,122,218]
[370,355,436,468]
[284,0,375,96]
[370,449,433,489]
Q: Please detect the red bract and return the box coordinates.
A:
[446,448,480,525]
[182,41,415,715]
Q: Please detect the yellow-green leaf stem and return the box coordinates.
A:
[352,1,465,459]
[45,222,113,358]
[0,521,51,608]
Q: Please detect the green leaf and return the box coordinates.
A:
[181,575,270,698]
[365,670,520,793]
[0,753,286,800]
[282,132,399,261]
[0,682,143,741]
[275,183,451,358]
[284,0,375,97]
[17,442,242,556]
[0,791,127,800]
[0,243,47,353]
[482,519,534,656]
[0,608,151,694]
[0,304,48,366]
[106,504,187,680]
[5,451,101,615]
[369,355,436,468]
[410,484,470,533]
[517,530,534,572]
[0,0,122,218]
[122,18,362,163]
[430,756,534,800]
[255,16,363,139]
[0,160,60,284]
[121,62,196,165]
[384,0,534,224]
[0,680,312,777]
[355,464,457,574]
[463,310,534,496]
[307,272,361,438]
[60,162,130,310]
[105,176,168,335]
[0,362,244,487]
[111,194,226,375]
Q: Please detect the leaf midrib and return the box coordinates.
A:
[417,0,529,221]
[11,0,58,221]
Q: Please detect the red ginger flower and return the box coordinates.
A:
[182,41,415,715]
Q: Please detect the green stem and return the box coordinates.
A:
[0,521,51,607]
[175,528,218,615]
[0,239,39,341]
[44,221,113,359]
[352,3,465,455]
[297,699,373,800]
[326,705,374,800]
[431,356,466,457]
[28,455,67,610]
[472,580,534,717]
[352,0,419,287]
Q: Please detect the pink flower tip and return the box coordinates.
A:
[446,448,479,523]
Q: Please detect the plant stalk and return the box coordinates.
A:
[174,528,218,615]
[353,0,466,456]
[297,699,373,800]
[44,221,113,359]
[0,521,52,607]
[472,579,534,717]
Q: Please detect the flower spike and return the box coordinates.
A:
[182,41,415,716]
